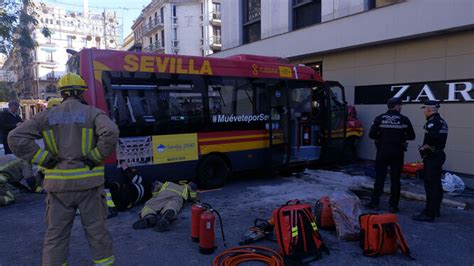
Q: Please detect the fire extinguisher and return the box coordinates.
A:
[191,204,205,242]
[191,203,226,254]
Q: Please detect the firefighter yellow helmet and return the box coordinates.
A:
[57,73,88,92]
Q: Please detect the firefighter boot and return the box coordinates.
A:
[155,210,175,232]
[132,214,159,229]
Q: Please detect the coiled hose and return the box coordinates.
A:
[213,246,284,266]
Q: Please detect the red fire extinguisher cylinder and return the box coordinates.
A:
[191,204,205,242]
[199,210,216,254]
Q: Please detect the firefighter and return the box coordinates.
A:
[0,155,44,206]
[8,73,119,266]
[413,100,448,222]
[366,97,416,213]
[132,181,198,231]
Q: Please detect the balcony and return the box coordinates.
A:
[210,11,221,25]
[143,17,163,34]
[210,36,222,50]
[42,41,56,47]
[144,42,164,53]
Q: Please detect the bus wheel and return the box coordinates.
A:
[196,155,230,189]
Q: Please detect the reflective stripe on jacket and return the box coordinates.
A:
[8,98,119,192]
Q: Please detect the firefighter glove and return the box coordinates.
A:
[83,157,97,170]
[43,157,59,169]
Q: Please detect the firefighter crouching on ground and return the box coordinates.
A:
[133,181,198,231]
[366,97,416,213]
[8,73,120,266]
[0,154,44,206]
[413,100,448,222]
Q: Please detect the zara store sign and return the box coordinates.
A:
[355,80,474,104]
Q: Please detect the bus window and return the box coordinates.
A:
[102,71,204,136]
[207,77,268,130]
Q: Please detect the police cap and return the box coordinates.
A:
[421,100,440,109]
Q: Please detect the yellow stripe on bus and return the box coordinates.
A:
[199,138,284,155]
[199,134,269,142]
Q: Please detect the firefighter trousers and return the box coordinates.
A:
[43,186,114,266]
[140,195,184,219]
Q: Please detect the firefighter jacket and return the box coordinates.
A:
[7,98,119,192]
[0,154,34,184]
[423,113,448,151]
[369,110,416,155]
[152,181,198,202]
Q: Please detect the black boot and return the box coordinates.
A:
[155,210,175,232]
[412,213,434,222]
[365,202,380,211]
[388,206,399,213]
[132,214,158,229]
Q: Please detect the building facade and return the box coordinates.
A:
[212,0,474,174]
[132,0,221,56]
[6,0,122,99]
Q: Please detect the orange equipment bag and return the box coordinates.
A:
[402,162,424,178]
[359,213,414,259]
[314,196,335,230]
[272,200,329,262]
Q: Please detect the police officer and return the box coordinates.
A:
[8,73,119,265]
[366,97,415,213]
[413,100,448,222]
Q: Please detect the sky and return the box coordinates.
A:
[42,0,152,38]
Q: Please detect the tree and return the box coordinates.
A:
[0,0,50,59]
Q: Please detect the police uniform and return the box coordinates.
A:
[133,181,198,231]
[8,73,119,266]
[367,98,415,211]
[414,101,448,221]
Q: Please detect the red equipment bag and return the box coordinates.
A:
[272,200,329,262]
[359,213,414,259]
[402,162,424,178]
[314,196,335,230]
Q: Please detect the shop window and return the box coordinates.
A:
[368,0,404,9]
[242,0,261,44]
[292,0,321,30]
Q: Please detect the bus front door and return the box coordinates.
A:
[320,81,348,163]
[268,84,290,168]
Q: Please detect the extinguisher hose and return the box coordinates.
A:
[212,209,227,248]
[213,245,284,266]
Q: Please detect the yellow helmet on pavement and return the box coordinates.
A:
[57,73,88,92]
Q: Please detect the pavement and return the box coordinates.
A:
[1,169,474,265]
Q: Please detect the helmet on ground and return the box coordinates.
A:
[57,73,88,92]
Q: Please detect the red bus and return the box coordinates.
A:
[67,49,353,188]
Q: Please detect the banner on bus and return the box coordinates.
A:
[152,133,198,164]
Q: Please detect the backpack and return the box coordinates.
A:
[359,213,414,259]
[314,196,335,230]
[272,200,329,263]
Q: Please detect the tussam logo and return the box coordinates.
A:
[212,114,269,123]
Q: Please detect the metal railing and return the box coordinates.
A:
[143,16,163,34]
[144,41,164,52]
[211,11,221,20]
[212,36,222,45]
